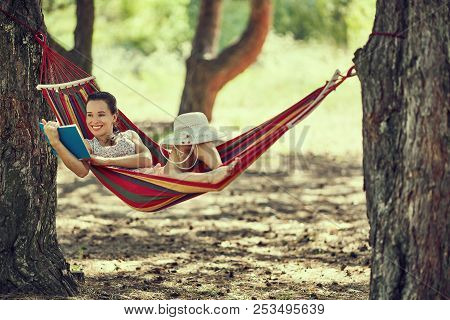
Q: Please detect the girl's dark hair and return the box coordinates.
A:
[87,91,120,136]
[87,91,117,115]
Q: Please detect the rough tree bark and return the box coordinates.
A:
[0,0,78,296]
[179,0,272,121]
[48,0,94,74]
[354,0,449,299]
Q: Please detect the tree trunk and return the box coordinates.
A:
[179,0,272,121]
[48,0,94,74]
[353,0,449,299]
[0,0,78,296]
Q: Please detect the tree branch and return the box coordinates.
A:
[210,0,271,90]
[72,0,94,72]
[191,0,223,58]
[46,0,94,74]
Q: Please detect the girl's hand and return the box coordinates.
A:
[89,155,110,166]
[41,119,61,145]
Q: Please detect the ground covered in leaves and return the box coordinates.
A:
[45,151,370,300]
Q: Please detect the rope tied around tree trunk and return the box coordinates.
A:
[0,7,50,83]
[0,7,44,40]
[369,31,406,39]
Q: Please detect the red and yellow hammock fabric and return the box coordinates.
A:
[35,33,355,212]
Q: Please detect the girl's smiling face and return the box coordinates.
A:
[86,99,117,137]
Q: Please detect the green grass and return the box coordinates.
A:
[46,9,367,158]
[43,0,375,158]
[89,33,364,158]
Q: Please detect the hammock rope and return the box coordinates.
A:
[0,9,356,212]
[369,31,406,39]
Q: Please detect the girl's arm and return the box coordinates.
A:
[42,119,90,178]
[196,142,223,169]
[94,131,153,168]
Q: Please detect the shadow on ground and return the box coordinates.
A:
[2,152,370,300]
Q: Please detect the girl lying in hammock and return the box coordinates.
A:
[42,91,239,183]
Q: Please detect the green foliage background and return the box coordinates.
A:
[43,0,376,157]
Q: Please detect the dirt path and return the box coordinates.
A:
[52,152,370,299]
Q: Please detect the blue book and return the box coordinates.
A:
[39,123,91,160]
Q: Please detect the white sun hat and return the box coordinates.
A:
[160,112,227,146]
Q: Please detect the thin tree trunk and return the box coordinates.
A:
[179,0,272,121]
[0,0,78,296]
[353,0,449,299]
[48,0,94,74]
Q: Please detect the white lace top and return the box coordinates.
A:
[86,130,136,157]
[86,130,162,175]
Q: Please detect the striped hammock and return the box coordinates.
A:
[35,34,355,212]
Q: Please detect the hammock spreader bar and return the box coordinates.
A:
[34,35,355,212]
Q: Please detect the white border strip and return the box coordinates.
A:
[36,76,96,91]
[1,300,448,320]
